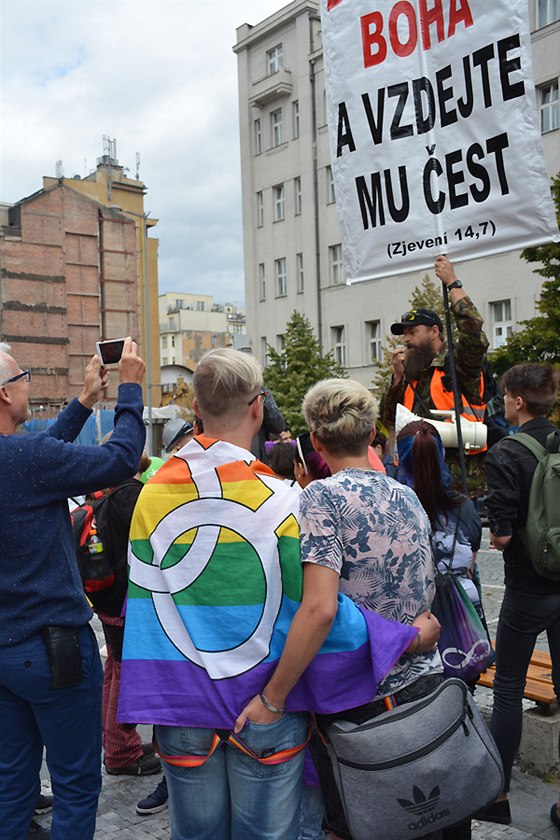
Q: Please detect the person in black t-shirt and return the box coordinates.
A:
[482,364,560,827]
[97,452,162,777]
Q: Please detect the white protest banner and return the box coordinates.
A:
[321,0,559,282]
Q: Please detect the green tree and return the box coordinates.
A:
[489,173,560,376]
[409,272,446,320]
[264,311,346,435]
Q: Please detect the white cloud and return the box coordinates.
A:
[1,0,289,304]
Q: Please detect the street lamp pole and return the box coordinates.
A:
[142,215,153,455]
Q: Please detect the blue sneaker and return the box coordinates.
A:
[136,776,168,815]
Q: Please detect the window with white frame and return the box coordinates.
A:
[329,243,344,285]
[273,184,285,221]
[292,100,300,138]
[275,257,287,297]
[366,320,382,363]
[294,177,302,215]
[256,191,264,227]
[332,326,346,366]
[162,335,168,349]
[491,299,513,348]
[296,253,304,293]
[537,0,559,28]
[267,44,283,74]
[326,166,336,203]
[271,109,283,147]
[162,356,168,365]
[539,81,559,133]
[254,118,262,155]
[259,263,266,301]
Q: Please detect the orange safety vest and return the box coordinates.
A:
[403,369,487,454]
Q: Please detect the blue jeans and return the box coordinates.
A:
[490,587,560,791]
[0,624,103,840]
[155,712,308,840]
[298,784,325,839]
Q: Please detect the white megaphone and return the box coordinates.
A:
[395,403,487,451]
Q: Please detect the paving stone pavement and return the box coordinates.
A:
[35,530,558,839]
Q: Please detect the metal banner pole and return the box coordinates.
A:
[441,283,469,497]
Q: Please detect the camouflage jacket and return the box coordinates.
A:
[383,295,489,498]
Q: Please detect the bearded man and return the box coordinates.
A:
[382,255,489,497]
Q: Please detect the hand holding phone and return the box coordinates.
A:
[79,354,109,409]
[118,337,146,385]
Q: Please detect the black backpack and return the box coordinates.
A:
[71,492,127,613]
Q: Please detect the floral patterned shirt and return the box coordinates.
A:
[299,468,442,698]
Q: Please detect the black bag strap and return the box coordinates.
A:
[404,377,434,418]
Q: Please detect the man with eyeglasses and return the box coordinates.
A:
[382,255,489,498]
[0,339,146,840]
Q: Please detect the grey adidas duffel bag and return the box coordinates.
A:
[326,678,504,840]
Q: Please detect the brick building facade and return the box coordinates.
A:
[0,183,139,411]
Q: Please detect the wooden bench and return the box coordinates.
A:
[477,648,557,712]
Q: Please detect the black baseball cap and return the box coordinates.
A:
[390,309,443,335]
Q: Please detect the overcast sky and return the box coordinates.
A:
[1,0,290,307]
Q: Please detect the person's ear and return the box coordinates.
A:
[193,397,200,416]
[515,395,525,412]
[250,395,264,422]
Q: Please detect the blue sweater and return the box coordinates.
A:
[0,383,145,645]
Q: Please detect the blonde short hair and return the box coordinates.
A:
[302,378,377,455]
[193,348,263,421]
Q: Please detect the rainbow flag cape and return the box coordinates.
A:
[118,436,416,729]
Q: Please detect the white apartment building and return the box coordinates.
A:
[234,0,560,388]
[159,292,247,368]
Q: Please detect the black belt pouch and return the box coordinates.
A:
[42,626,83,688]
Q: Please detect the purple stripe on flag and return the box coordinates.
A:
[118,613,416,729]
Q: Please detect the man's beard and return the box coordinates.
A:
[403,343,437,381]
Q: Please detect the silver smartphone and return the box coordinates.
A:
[96,338,126,366]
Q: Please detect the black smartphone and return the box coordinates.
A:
[42,626,83,688]
[96,338,126,366]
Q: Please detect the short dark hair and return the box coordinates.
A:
[269,442,296,481]
[501,363,559,417]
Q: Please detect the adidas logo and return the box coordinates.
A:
[397,785,450,831]
[398,785,440,816]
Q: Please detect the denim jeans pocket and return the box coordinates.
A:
[235,712,308,778]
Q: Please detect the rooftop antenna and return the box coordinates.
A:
[136,153,141,181]
[100,135,118,166]
[55,160,64,179]
[84,158,88,177]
